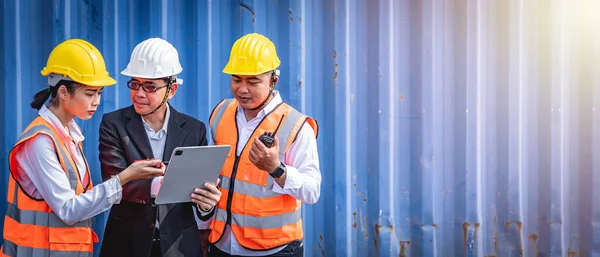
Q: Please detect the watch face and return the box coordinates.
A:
[271,166,285,178]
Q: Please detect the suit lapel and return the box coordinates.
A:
[162,105,187,161]
[125,106,154,159]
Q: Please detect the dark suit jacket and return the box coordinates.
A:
[98,105,208,257]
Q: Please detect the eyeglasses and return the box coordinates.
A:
[127,80,169,93]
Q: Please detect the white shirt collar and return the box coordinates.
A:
[38,105,85,143]
[141,103,171,136]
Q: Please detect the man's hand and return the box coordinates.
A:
[191,178,221,211]
[249,135,281,172]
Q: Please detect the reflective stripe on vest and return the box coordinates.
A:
[207,98,318,250]
[212,202,302,229]
[0,240,92,257]
[16,125,90,192]
[209,99,233,145]
[4,202,91,228]
[1,117,96,257]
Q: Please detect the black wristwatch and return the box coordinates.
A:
[270,162,286,178]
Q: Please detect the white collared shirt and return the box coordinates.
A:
[143,103,169,230]
[143,104,202,229]
[12,105,123,225]
[145,103,171,199]
[200,90,322,256]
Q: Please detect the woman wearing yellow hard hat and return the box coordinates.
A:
[0,39,165,257]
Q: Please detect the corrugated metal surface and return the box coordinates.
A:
[1,0,599,256]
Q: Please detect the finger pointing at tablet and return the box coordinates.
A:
[118,159,166,185]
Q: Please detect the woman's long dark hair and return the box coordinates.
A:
[30,80,79,110]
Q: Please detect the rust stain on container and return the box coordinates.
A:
[462,222,470,255]
[399,93,404,100]
[505,221,511,231]
[474,222,480,233]
[399,241,410,257]
[374,223,382,249]
[288,9,293,22]
[568,248,578,257]
[333,64,338,83]
[516,222,524,256]
[318,234,325,256]
[298,79,302,87]
[528,233,539,256]
[333,50,338,84]
[493,215,498,254]
[352,211,357,229]
[420,223,437,229]
[360,210,369,239]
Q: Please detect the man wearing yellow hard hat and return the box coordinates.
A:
[194,33,322,257]
[0,39,165,257]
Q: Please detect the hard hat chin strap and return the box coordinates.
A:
[141,78,173,117]
[248,89,273,111]
[247,72,278,111]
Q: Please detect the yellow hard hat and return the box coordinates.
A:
[222,33,281,75]
[41,39,116,87]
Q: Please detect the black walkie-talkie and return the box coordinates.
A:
[259,114,285,148]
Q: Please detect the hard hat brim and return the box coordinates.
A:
[85,76,117,87]
[222,68,278,76]
[41,70,117,87]
[120,69,182,80]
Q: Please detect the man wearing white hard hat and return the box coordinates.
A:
[98,38,210,257]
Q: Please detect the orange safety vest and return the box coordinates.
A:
[1,116,96,257]
[207,98,319,251]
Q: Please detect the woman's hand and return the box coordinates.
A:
[118,159,165,185]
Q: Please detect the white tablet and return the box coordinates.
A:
[155,145,230,205]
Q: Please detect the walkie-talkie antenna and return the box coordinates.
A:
[271,114,285,137]
[259,114,286,148]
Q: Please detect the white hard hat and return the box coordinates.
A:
[121,38,183,84]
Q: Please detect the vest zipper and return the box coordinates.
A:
[226,155,241,225]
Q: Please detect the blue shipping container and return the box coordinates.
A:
[1,0,599,256]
